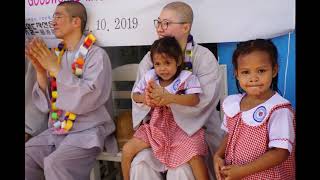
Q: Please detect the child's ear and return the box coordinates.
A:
[272,64,279,78]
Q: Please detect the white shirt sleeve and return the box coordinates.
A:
[184,75,203,94]
[268,108,295,153]
[132,77,147,94]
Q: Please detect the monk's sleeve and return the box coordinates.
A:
[55,47,112,115]
[131,52,153,129]
[170,49,222,136]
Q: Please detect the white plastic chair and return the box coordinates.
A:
[90,64,139,180]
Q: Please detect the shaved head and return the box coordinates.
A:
[163,1,193,25]
[58,1,87,33]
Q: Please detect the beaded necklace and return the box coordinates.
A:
[183,35,194,71]
[49,33,96,133]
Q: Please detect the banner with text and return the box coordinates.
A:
[25,0,295,47]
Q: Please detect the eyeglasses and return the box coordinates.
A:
[154,19,187,30]
[52,14,75,21]
[52,13,63,19]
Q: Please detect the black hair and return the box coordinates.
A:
[150,36,184,80]
[58,1,87,33]
[232,39,280,94]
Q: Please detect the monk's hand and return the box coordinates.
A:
[28,37,60,77]
[25,38,46,74]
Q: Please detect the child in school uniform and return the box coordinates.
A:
[213,39,295,180]
[122,36,209,180]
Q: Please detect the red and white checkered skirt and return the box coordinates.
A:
[134,106,208,168]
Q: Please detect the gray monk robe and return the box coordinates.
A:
[131,43,224,180]
[25,60,48,136]
[25,36,118,180]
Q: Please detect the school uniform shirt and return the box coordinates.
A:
[133,69,207,168]
[27,36,118,153]
[221,92,295,179]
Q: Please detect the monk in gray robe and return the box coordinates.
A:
[130,1,224,180]
[25,2,117,180]
[25,60,48,142]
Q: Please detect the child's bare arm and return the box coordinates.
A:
[241,148,289,175]
[188,155,209,180]
[214,134,228,158]
[221,147,290,179]
[164,93,200,106]
[213,134,228,180]
[147,80,200,106]
[132,92,145,104]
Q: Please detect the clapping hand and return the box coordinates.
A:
[25,38,46,74]
[25,37,60,77]
[145,80,171,107]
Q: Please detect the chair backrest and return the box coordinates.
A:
[218,64,228,121]
[112,63,139,117]
[112,63,139,149]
